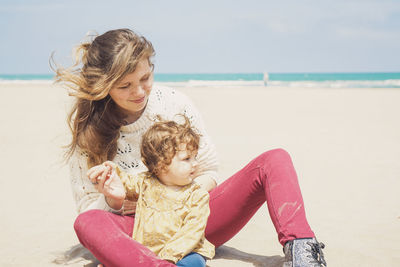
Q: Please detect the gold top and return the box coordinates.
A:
[116,167,215,263]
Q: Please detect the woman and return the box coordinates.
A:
[54,29,326,267]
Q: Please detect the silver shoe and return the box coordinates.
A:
[283,238,327,267]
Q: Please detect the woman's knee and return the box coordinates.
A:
[74,209,107,236]
[258,148,291,164]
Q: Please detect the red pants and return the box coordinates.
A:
[74,149,315,267]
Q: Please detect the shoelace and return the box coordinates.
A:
[306,241,327,266]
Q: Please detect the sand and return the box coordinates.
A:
[0,82,399,266]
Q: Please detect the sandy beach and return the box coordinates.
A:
[0,82,399,266]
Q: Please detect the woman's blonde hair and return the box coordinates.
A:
[141,116,200,177]
[52,29,155,167]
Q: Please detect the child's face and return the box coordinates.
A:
[158,144,198,187]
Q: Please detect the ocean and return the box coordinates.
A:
[1,73,400,88]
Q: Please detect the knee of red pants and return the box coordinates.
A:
[257,148,292,166]
[74,209,106,240]
[254,148,296,187]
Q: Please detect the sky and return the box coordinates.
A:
[1,0,400,74]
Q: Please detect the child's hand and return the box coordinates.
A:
[87,163,110,185]
[87,161,126,201]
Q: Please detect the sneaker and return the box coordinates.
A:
[283,238,327,267]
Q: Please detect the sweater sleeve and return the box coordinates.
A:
[168,88,220,184]
[69,149,123,214]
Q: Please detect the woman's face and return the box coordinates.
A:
[109,59,153,123]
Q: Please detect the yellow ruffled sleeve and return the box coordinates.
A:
[115,167,144,201]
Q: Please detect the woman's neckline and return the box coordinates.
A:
[124,104,147,124]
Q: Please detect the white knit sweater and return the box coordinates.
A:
[69,86,219,214]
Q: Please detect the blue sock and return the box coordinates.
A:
[176,252,206,267]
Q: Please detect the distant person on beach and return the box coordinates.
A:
[263,72,269,86]
[54,28,326,267]
[87,116,214,266]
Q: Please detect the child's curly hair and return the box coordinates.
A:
[141,115,200,177]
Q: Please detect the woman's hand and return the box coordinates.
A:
[195,174,217,192]
[87,161,126,209]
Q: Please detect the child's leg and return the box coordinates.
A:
[74,209,174,267]
[206,148,315,247]
[176,252,206,267]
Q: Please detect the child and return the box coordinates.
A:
[87,116,215,267]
